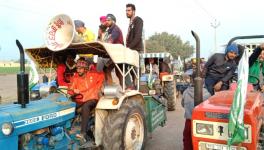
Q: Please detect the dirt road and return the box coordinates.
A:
[0,74,17,103]
[145,105,184,150]
[0,74,185,150]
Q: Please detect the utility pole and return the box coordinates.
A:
[211,19,220,54]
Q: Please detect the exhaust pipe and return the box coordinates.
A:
[191,31,203,106]
[16,40,29,108]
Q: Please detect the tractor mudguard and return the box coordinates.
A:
[96,90,144,110]
[94,91,145,146]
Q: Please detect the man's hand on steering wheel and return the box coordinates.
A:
[68,89,83,100]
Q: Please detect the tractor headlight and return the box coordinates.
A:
[30,91,40,100]
[2,122,13,136]
[104,85,122,98]
[196,123,213,135]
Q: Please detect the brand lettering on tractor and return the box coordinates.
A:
[24,116,40,125]
[15,112,59,127]
[42,112,58,121]
[13,108,75,128]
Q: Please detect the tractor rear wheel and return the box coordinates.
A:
[102,99,147,150]
[164,81,176,111]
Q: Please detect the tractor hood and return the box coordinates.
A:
[192,90,263,121]
[0,93,75,139]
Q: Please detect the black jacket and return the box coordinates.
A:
[126,16,143,52]
[203,53,237,82]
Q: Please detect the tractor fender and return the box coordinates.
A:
[161,74,174,82]
[94,91,145,146]
[96,90,144,110]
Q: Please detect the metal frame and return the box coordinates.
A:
[114,63,139,91]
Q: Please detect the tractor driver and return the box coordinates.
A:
[202,43,238,95]
[146,58,159,74]
[68,59,104,144]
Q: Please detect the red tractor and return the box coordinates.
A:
[191,33,264,150]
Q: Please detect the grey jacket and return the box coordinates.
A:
[181,86,211,119]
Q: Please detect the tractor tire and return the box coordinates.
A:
[102,99,147,150]
[164,81,176,111]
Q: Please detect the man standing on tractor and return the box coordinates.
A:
[103,14,124,44]
[126,3,144,53]
[68,59,104,145]
[202,43,238,95]
[74,20,95,42]
[126,3,144,87]
[97,16,107,41]
[103,14,133,89]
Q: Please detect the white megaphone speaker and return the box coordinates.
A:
[45,14,82,51]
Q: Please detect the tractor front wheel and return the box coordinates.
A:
[102,99,147,150]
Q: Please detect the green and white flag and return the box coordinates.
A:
[228,50,249,146]
[148,64,155,89]
[29,60,39,90]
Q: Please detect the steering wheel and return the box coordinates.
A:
[56,87,69,95]
[56,87,84,101]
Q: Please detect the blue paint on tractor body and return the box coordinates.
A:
[0,93,76,150]
[31,80,57,91]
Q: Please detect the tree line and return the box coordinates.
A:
[145,32,194,59]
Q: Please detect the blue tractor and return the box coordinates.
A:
[0,40,76,150]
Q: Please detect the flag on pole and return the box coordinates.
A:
[228,50,249,145]
[29,60,39,90]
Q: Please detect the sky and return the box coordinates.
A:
[0,0,264,60]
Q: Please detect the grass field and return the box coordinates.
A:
[0,67,30,74]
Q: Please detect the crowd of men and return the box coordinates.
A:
[73,3,143,52]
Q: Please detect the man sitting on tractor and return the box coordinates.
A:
[56,52,76,87]
[202,43,238,95]
[68,59,104,144]
[145,58,159,89]
[248,43,264,90]
[146,58,159,74]
[159,57,171,73]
